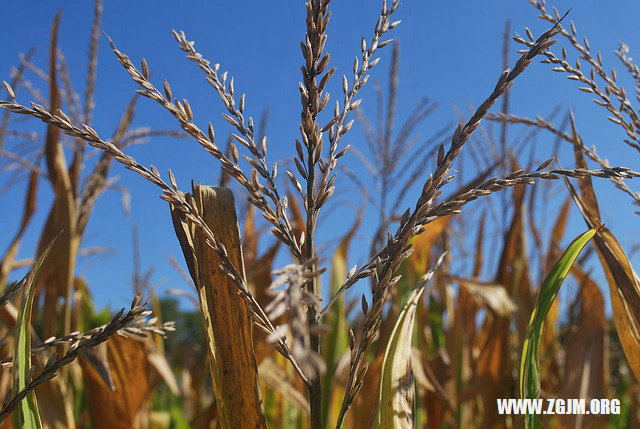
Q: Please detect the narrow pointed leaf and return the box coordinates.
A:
[12,241,55,428]
[519,227,598,429]
[374,285,425,428]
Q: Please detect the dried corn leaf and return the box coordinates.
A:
[543,197,572,327]
[80,343,114,390]
[249,242,280,364]
[243,203,259,266]
[409,215,452,278]
[374,285,425,428]
[171,185,266,428]
[472,211,486,277]
[0,170,38,288]
[351,354,384,429]
[287,190,305,244]
[79,336,151,429]
[539,197,572,393]
[38,11,78,343]
[496,178,532,339]
[558,267,608,428]
[475,180,529,428]
[566,132,640,383]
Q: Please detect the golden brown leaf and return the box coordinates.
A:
[171,185,266,428]
[565,126,640,383]
[37,11,78,345]
[558,268,608,428]
[0,170,38,288]
[287,190,306,245]
[79,337,151,429]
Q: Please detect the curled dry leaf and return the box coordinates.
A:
[450,276,516,317]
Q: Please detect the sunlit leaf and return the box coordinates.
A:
[375,283,428,428]
[79,336,151,429]
[171,185,266,428]
[520,227,598,429]
[566,129,640,383]
[12,241,55,428]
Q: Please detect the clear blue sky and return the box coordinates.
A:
[2,1,640,311]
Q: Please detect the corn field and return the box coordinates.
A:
[2,0,640,428]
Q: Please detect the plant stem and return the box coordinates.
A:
[306,134,322,429]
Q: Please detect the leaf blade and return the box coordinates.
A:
[519,227,597,429]
[374,286,424,429]
[12,242,55,429]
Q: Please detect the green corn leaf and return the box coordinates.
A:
[520,227,598,429]
[12,240,55,429]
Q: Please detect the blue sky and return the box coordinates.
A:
[2,1,640,312]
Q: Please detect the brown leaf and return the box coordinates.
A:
[80,343,114,390]
[351,353,384,429]
[171,185,266,428]
[44,11,64,193]
[37,11,78,343]
[80,336,151,429]
[473,315,511,416]
[287,190,306,244]
[540,197,572,393]
[558,267,608,428]
[423,350,452,429]
[243,203,259,266]
[546,197,572,272]
[0,170,38,287]
[409,215,452,275]
[34,379,75,429]
[472,211,486,277]
[565,127,640,382]
[475,177,530,428]
[451,277,516,317]
[248,241,280,364]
